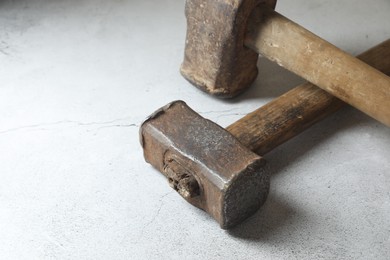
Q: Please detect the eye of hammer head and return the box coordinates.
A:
[140,101,270,229]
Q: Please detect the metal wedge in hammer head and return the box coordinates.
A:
[140,101,270,229]
[181,0,277,97]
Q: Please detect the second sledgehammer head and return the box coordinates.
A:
[140,101,270,228]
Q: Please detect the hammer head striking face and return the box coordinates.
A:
[140,101,270,229]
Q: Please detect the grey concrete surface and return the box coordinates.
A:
[0,0,389,259]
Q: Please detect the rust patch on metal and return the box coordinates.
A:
[140,101,270,228]
[181,0,277,97]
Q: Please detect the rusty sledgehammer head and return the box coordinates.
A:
[181,0,277,97]
[140,101,270,229]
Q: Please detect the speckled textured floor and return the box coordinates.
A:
[0,0,389,259]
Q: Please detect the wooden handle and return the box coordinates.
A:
[244,6,390,127]
[227,39,390,155]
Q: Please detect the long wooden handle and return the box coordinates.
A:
[227,39,390,155]
[244,6,390,127]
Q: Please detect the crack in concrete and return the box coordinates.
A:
[0,109,246,135]
[0,48,9,56]
[133,191,172,244]
[199,108,240,115]
[145,192,171,227]
[0,40,10,56]
[198,108,248,122]
[96,124,138,131]
[0,118,139,135]
[215,112,247,119]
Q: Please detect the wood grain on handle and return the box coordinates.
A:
[227,39,390,155]
[245,6,390,127]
